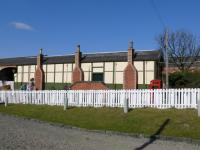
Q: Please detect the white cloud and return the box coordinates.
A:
[11,22,34,31]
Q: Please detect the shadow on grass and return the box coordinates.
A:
[128,108,149,112]
[134,118,170,150]
[65,106,77,110]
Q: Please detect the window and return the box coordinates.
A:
[92,73,104,82]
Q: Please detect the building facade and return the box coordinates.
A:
[0,44,162,90]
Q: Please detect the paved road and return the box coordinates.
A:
[0,113,199,150]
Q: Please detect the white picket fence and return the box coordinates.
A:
[0,89,199,109]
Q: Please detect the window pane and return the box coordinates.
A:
[92,73,104,82]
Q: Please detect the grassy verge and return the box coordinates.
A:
[0,104,200,139]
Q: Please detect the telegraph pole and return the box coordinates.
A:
[165,29,169,89]
[150,0,168,88]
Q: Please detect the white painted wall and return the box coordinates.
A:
[30,73,35,79]
[64,72,72,83]
[93,68,103,72]
[104,72,113,84]
[138,72,143,84]
[30,65,36,72]
[14,60,156,85]
[55,64,63,72]
[115,72,123,84]
[144,61,155,84]
[17,73,22,82]
[47,64,54,72]
[23,66,29,72]
[145,72,155,84]
[134,61,143,71]
[93,62,103,67]
[115,62,127,71]
[55,73,63,83]
[105,62,113,71]
[84,72,91,81]
[47,73,54,82]
[82,63,91,72]
[17,66,22,72]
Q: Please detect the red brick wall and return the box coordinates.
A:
[72,45,84,84]
[34,54,44,90]
[35,67,44,90]
[70,82,109,90]
[162,67,180,74]
[123,63,137,89]
[163,66,200,74]
[123,44,138,89]
[72,67,84,83]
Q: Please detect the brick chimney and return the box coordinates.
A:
[72,44,84,83]
[123,41,137,89]
[34,48,45,90]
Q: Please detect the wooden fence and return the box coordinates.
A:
[0,89,199,109]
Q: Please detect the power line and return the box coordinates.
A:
[150,0,166,28]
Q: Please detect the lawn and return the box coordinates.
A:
[0,104,200,139]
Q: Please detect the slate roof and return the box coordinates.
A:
[0,50,161,66]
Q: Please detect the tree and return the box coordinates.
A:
[157,29,200,72]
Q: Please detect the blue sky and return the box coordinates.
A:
[0,0,200,58]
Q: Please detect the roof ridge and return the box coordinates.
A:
[0,56,36,59]
[83,51,126,55]
[0,49,159,59]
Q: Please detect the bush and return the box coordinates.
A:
[169,71,200,88]
[106,84,123,89]
[45,83,71,90]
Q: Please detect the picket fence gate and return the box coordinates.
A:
[0,89,199,109]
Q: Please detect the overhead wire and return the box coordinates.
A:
[150,0,166,28]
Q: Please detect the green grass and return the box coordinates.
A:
[0,104,200,139]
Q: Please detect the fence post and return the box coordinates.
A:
[124,97,129,114]
[5,99,7,107]
[5,97,8,107]
[198,98,200,117]
[64,92,68,110]
[4,92,8,107]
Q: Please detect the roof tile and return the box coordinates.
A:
[0,50,161,66]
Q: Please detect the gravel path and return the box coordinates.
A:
[0,113,199,150]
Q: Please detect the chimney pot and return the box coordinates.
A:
[129,40,133,49]
[77,44,80,52]
[40,48,43,55]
